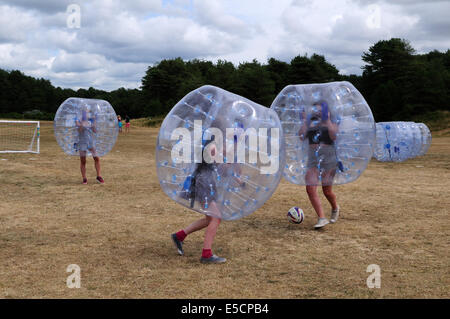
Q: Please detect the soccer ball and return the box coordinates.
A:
[287,207,304,224]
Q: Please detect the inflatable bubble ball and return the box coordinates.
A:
[156,85,285,221]
[54,98,119,157]
[417,123,432,156]
[271,81,376,186]
[409,122,424,158]
[374,121,432,162]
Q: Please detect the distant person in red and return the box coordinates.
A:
[75,109,105,185]
[125,115,130,133]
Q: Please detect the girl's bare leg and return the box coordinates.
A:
[178,202,221,256]
[306,185,325,218]
[93,156,101,177]
[305,168,325,218]
[80,153,87,179]
[184,217,210,235]
[321,170,338,210]
[322,185,338,210]
[203,219,221,250]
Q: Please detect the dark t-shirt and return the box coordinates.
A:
[306,126,334,145]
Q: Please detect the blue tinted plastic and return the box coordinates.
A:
[373,121,432,162]
[54,98,118,157]
[417,123,432,156]
[156,85,285,221]
[271,81,376,186]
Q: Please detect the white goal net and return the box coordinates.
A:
[0,120,40,154]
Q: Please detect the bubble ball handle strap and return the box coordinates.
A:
[187,175,197,208]
[306,113,312,126]
[321,102,329,122]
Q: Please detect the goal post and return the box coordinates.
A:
[0,120,40,154]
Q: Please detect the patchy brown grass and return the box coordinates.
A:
[0,121,449,299]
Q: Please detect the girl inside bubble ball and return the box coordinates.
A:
[171,125,245,264]
[298,100,340,229]
[75,108,104,185]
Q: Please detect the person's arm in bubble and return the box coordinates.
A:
[75,120,83,133]
[91,117,97,134]
[325,113,338,141]
[298,109,307,141]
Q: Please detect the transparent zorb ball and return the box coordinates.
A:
[54,98,118,157]
[271,81,376,186]
[156,85,285,221]
[374,121,432,162]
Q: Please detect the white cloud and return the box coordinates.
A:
[0,0,447,90]
[51,51,107,73]
[268,0,430,73]
[194,0,255,36]
[0,0,73,14]
[0,43,48,71]
[0,5,39,43]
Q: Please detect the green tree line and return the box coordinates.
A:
[0,38,448,122]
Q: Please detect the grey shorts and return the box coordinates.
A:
[77,130,94,152]
[77,140,94,152]
[307,145,338,171]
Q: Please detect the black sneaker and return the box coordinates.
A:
[171,233,184,256]
[200,254,226,264]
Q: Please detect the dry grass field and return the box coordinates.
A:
[0,121,449,299]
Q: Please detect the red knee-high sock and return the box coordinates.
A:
[176,230,187,242]
[202,249,212,259]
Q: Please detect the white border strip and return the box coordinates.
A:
[0,120,40,124]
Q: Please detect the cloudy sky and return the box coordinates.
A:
[0,0,448,91]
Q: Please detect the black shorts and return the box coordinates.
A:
[193,166,218,203]
[180,164,218,206]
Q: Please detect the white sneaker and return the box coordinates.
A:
[330,206,340,223]
[314,218,329,229]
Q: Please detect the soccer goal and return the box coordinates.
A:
[0,120,40,154]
